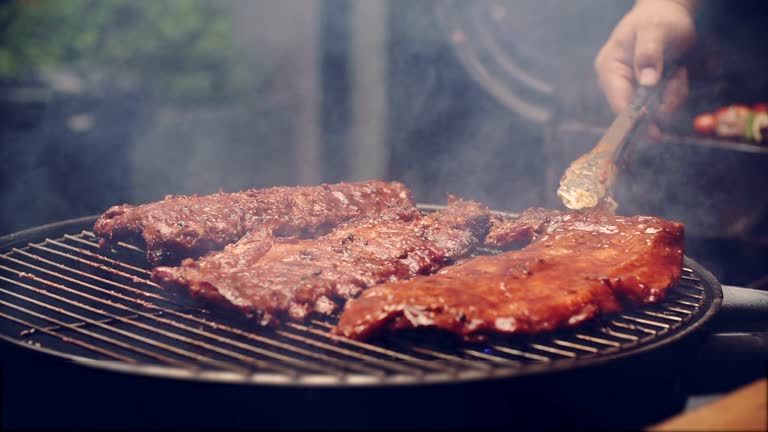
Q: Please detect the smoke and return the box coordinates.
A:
[130,0,323,203]
[384,0,627,211]
[3,0,767,248]
[0,72,142,235]
[1,0,324,234]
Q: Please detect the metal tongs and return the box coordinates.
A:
[557,69,676,212]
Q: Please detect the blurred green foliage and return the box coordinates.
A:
[0,0,257,102]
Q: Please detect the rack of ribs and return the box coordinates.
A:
[93,180,414,264]
[334,209,684,341]
[152,197,491,325]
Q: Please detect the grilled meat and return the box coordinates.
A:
[334,210,684,341]
[152,198,491,325]
[93,180,414,264]
[484,208,567,249]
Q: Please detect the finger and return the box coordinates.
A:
[595,49,635,114]
[633,28,665,86]
[602,69,635,114]
[656,67,689,117]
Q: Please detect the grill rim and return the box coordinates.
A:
[0,213,723,388]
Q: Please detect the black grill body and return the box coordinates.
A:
[0,215,721,429]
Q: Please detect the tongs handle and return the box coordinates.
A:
[610,85,654,166]
[625,87,652,129]
[628,85,653,111]
[612,64,679,165]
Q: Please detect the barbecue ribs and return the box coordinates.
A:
[334,209,684,341]
[152,198,491,325]
[484,209,567,249]
[93,180,414,264]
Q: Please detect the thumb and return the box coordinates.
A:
[634,28,665,86]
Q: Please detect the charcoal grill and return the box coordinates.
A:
[7,208,767,429]
[0,210,722,388]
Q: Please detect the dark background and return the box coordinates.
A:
[1,1,767,429]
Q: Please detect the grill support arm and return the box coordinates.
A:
[714,285,768,332]
[686,285,768,394]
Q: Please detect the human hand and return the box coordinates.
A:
[594,0,697,121]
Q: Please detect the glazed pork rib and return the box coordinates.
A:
[93,180,414,264]
[152,198,491,325]
[334,210,684,341]
[484,208,567,250]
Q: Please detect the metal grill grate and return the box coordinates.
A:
[0,220,713,386]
